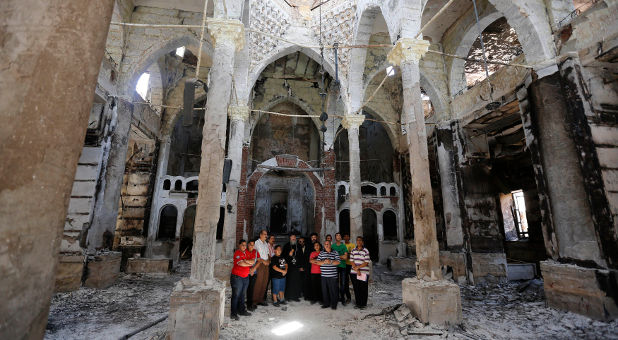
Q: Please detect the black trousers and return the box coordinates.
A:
[285,266,302,300]
[338,266,351,301]
[321,276,338,308]
[300,269,310,300]
[246,273,257,308]
[351,274,369,307]
[309,273,322,302]
[345,265,353,300]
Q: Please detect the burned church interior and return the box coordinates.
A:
[1,0,618,339]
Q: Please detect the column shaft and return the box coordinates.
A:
[0,1,114,338]
[347,125,363,240]
[191,41,237,282]
[145,137,171,257]
[222,115,246,258]
[400,61,442,280]
[88,98,133,252]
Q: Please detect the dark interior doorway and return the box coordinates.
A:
[383,210,398,241]
[157,205,178,240]
[339,209,350,236]
[270,190,288,234]
[362,209,379,262]
[180,205,195,258]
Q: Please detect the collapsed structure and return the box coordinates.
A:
[1,0,617,338]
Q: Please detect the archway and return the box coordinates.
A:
[362,209,379,262]
[253,171,316,237]
[180,205,195,259]
[157,205,178,240]
[383,210,398,241]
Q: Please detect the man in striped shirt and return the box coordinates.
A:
[311,240,340,310]
[349,236,371,309]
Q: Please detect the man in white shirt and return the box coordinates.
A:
[251,229,271,308]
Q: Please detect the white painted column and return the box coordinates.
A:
[145,136,171,257]
[87,97,133,252]
[342,114,365,240]
[191,19,245,283]
[388,38,442,281]
[221,105,249,258]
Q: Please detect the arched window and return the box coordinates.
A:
[186,180,198,191]
[157,205,178,240]
[174,180,182,191]
[163,179,171,190]
[383,210,398,241]
[380,186,387,196]
[390,187,397,197]
[361,185,377,197]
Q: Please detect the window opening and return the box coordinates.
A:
[136,73,150,101]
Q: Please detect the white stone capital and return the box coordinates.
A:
[228,105,250,121]
[387,38,430,66]
[341,114,365,130]
[207,18,245,51]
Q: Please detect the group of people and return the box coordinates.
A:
[229,230,371,320]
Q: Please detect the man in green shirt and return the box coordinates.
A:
[332,232,350,305]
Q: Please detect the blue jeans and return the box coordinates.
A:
[272,278,286,295]
[230,274,249,316]
[338,266,350,302]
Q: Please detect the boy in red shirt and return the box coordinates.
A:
[230,239,255,320]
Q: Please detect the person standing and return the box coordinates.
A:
[312,240,340,310]
[332,233,349,306]
[325,234,333,243]
[251,230,270,308]
[296,236,311,301]
[269,245,288,307]
[264,234,276,301]
[310,232,319,246]
[350,236,371,309]
[308,241,323,304]
[246,239,259,312]
[230,239,255,320]
[343,233,355,304]
[283,234,302,301]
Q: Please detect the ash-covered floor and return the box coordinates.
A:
[45,261,618,340]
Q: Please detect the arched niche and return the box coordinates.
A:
[253,171,316,237]
[157,205,178,240]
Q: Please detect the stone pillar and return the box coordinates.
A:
[222,105,249,258]
[145,136,171,257]
[0,1,114,338]
[388,38,462,325]
[342,114,365,240]
[517,69,616,320]
[167,18,244,340]
[435,123,464,249]
[87,98,133,252]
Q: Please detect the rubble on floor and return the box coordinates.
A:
[45,262,618,340]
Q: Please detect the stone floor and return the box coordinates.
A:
[45,260,618,340]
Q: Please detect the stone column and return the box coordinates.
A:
[167,18,244,340]
[388,38,462,325]
[222,105,249,258]
[517,68,617,320]
[145,136,171,257]
[342,114,365,240]
[87,98,133,252]
[435,123,464,249]
[0,1,114,338]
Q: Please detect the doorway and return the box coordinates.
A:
[362,209,379,262]
[270,190,288,234]
[339,209,350,237]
